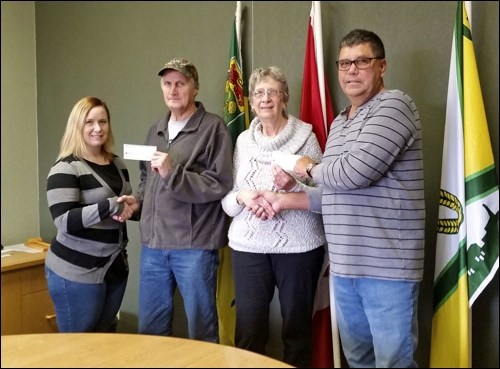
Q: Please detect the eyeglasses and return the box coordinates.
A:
[335,57,382,71]
[253,89,282,99]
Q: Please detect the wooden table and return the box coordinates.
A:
[1,247,58,335]
[1,333,294,368]
[1,247,46,272]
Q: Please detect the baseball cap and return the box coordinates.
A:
[158,58,199,88]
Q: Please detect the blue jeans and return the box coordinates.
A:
[45,266,127,332]
[138,246,219,343]
[333,276,419,368]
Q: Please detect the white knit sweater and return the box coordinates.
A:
[221,115,326,254]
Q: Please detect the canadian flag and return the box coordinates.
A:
[300,2,339,368]
[300,1,334,152]
[311,257,334,367]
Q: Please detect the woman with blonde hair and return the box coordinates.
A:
[45,96,134,332]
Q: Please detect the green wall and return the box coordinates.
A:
[2,1,498,367]
[1,1,39,241]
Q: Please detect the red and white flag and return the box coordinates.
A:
[300,2,339,368]
[300,1,334,152]
[311,258,335,367]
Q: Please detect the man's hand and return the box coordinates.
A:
[294,156,315,178]
[237,189,276,220]
[151,151,172,178]
[112,195,139,222]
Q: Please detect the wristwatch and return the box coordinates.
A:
[306,162,316,178]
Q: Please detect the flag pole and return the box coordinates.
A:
[311,2,342,365]
[218,0,249,347]
[314,2,341,360]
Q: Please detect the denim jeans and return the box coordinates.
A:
[138,246,219,343]
[333,276,419,368]
[45,266,127,332]
[232,247,324,368]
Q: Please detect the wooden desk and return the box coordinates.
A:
[1,246,47,272]
[1,333,294,368]
[1,248,57,334]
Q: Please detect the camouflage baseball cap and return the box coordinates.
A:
[158,58,199,88]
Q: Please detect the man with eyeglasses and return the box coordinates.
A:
[294,29,425,368]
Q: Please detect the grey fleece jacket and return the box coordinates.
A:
[135,102,234,250]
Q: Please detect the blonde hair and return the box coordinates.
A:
[57,96,115,161]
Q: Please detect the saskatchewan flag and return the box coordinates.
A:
[223,1,249,146]
[217,0,249,346]
[430,2,499,367]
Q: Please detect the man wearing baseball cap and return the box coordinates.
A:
[157,57,199,89]
[118,57,233,342]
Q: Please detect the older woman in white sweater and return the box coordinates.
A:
[221,66,326,368]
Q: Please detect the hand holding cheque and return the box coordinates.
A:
[114,144,172,222]
[123,144,172,177]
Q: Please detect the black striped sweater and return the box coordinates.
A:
[46,155,132,283]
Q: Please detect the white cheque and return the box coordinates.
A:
[123,144,157,161]
[271,151,301,172]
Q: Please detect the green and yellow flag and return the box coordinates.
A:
[223,1,249,146]
[430,2,499,367]
[217,0,249,346]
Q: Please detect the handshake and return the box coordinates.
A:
[236,161,311,221]
[112,195,139,223]
[237,189,286,221]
